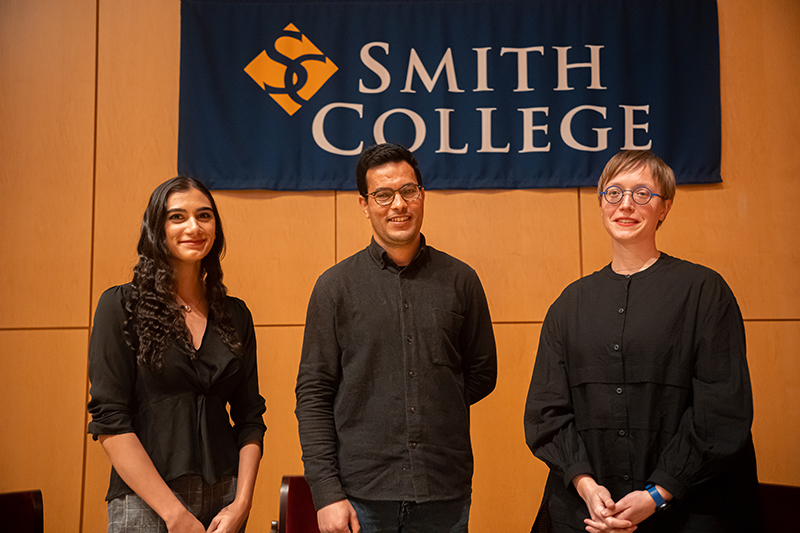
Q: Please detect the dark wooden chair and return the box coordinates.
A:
[270,475,320,533]
[759,482,800,532]
[0,489,44,533]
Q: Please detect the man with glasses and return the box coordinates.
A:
[296,143,497,533]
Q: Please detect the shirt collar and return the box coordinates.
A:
[368,234,428,270]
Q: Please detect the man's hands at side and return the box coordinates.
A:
[317,499,360,533]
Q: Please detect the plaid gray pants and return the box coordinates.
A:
[107,474,246,532]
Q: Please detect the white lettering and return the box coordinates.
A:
[402,48,464,93]
[518,107,551,152]
[620,105,652,150]
[435,109,468,153]
[359,42,391,94]
[373,108,427,152]
[554,45,606,91]
[500,47,545,92]
[312,103,651,156]
[560,105,610,151]
[477,108,510,153]
[312,102,364,155]
[473,47,493,92]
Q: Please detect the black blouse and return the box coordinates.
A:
[87,284,266,501]
[525,254,761,531]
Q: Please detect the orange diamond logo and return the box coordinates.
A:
[244,24,338,116]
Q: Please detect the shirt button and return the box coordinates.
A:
[616,387,623,394]
[613,344,620,351]
[618,307,624,314]
[408,371,415,378]
[406,335,413,343]
[410,406,416,413]
[619,429,626,436]
[403,302,409,310]
[409,442,417,449]
[623,474,630,481]
[626,274,631,278]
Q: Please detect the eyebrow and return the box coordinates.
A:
[166,206,213,213]
[373,183,418,192]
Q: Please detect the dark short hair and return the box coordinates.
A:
[356,143,423,196]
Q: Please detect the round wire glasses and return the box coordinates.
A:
[600,185,661,205]
[366,184,423,206]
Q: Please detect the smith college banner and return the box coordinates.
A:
[178,0,721,191]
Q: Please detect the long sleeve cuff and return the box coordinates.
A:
[563,461,594,490]
[648,469,687,502]
[309,476,348,511]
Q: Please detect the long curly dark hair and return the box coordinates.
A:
[123,176,242,370]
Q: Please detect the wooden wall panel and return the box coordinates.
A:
[249,326,307,528]
[716,0,800,319]
[748,321,800,485]
[471,323,548,532]
[0,0,96,328]
[215,192,336,326]
[335,190,374,263]
[91,0,181,304]
[0,330,88,532]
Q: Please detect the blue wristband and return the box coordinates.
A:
[646,484,669,512]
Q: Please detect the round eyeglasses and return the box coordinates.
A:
[600,185,661,205]
[366,184,422,206]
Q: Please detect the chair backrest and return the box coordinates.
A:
[759,482,800,532]
[0,489,44,533]
[276,475,320,533]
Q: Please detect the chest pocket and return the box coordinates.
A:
[430,307,465,367]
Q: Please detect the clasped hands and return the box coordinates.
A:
[573,475,666,533]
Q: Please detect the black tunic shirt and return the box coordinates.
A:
[524,254,760,532]
[296,236,497,509]
[87,284,266,501]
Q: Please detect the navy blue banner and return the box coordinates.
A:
[178,0,721,190]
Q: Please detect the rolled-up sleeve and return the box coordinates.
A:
[228,298,267,449]
[87,286,137,439]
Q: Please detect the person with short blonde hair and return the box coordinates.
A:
[525,151,762,532]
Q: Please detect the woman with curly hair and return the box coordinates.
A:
[88,176,266,533]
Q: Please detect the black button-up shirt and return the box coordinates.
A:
[296,236,497,509]
[525,254,760,531]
